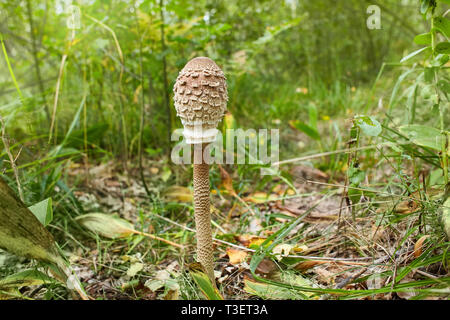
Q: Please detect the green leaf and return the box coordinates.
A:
[348,188,363,205]
[28,198,53,227]
[399,125,448,155]
[433,17,450,38]
[400,46,431,63]
[244,272,314,300]
[424,67,435,83]
[308,104,318,130]
[354,115,382,137]
[420,0,431,14]
[414,33,431,45]
[0,269,55,290]
[188,262,223,300]
[432,54,449,66]
[437,79,450,94]
[435,42,450,54]
[75,213,135,239]
[290,120,321,140]
[348,166,366,185]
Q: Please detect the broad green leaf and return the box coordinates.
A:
[354,115,382,137]
[400,46,431,63]
[432,54,449,66]
[244,272,314,300]
[399,125,449,155]
[0,177,89,300]
[435,42,450,54]
[75,213,135,239]
[0,177,62,266]
[414,33,431,45]
[433,17,450,38]
[188,262,223,300]
[0,269,55,290]
[28,198,53,227]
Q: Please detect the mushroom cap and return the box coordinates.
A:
[173,57,228,144]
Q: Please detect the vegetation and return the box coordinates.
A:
[0,0,449,300]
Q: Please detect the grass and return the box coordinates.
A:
[0,72,448,299]
[0,1,449,300]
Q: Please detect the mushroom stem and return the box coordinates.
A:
[192,144,215,284]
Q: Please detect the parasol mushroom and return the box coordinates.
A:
[173,57,228,283]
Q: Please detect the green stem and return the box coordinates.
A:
[0,35,24,103]
[431,16,448,183]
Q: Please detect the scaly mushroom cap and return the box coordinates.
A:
[173,57,228,144]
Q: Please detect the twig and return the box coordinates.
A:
[131,230,184,249]
[0,116,24,202]
[272,143,388,166]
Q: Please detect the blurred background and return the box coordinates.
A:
[0,0,424,160]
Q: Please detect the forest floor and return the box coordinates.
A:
[10,154,443,300]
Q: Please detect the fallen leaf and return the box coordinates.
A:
[76,213,183,248]
[249,237,269,248]
[218,165,237,196]
[255,259,278,275]
[236,234,267,247]
[127,262,144,277]
[295,260,327,272]
[244,192,278,204]
[226,248,248,265]
[76,213,135,239]
[414,235,430,258]
[272,244,293,261]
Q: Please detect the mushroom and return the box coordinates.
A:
[173,57,228,283]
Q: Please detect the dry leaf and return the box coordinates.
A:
[244,192,278,204]
[249,237,269,248]
[218,165,237,196]
[236,234,266,247]
[127,262,144,277]
[226,248,248,264]
[295,260,327,272]
[76,213,135,239]
[272,244,293,261]
[256,259,277,275]
[414,235,430,258]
